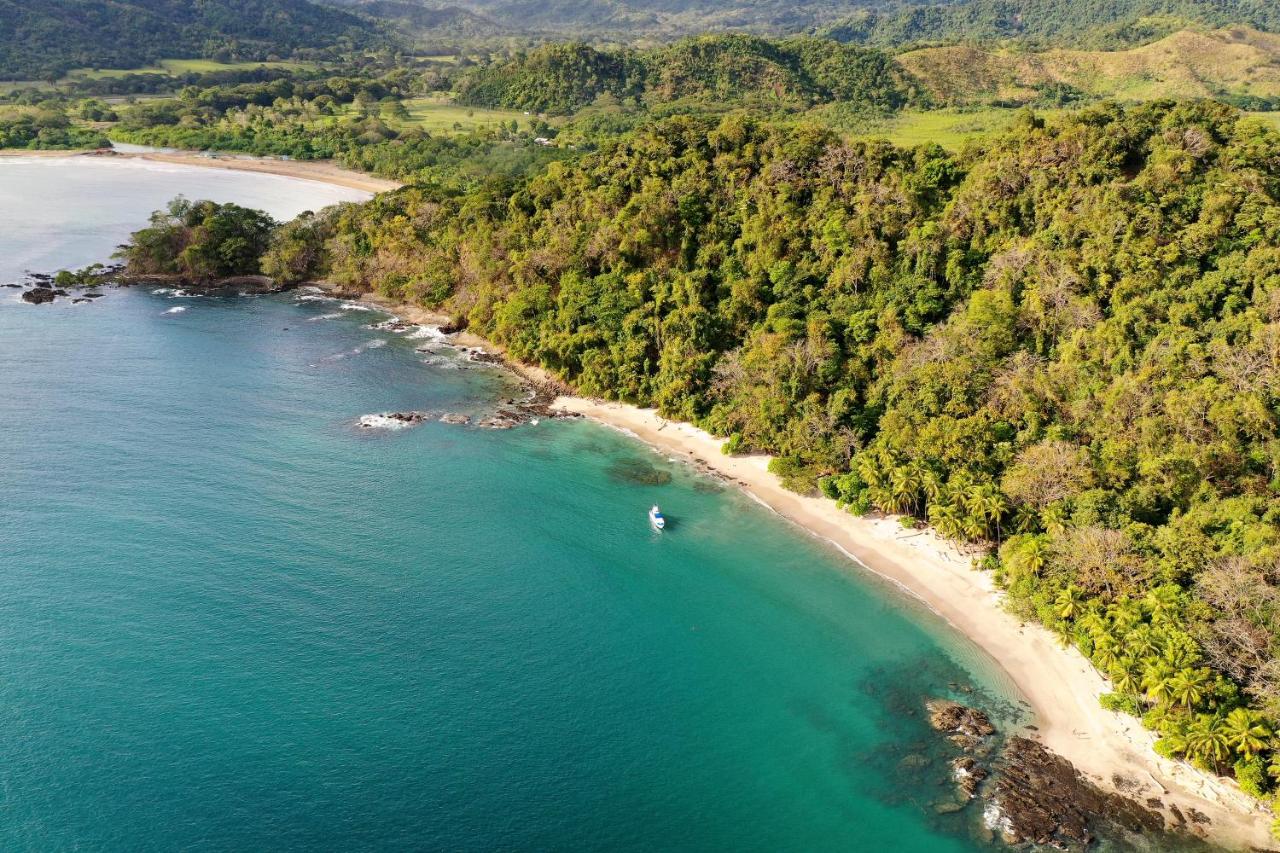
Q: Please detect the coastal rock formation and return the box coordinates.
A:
[988,737,1165,848]
[196,274,281,294]
[358,411,432,430]
[951,756,988,798]
[462,348,504,365]
[927,699,996,751]
[367,318,416,333]
[126,273,283,294]
[21,287,61,304]
[439,413,471,425]
[922,700,1173,849]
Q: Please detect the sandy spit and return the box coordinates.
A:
[0,149,400,194]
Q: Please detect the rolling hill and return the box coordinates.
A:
[823,0,1280,50]
[899,27,1280,106]
[0,0,387,80]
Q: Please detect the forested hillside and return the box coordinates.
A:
[0,0,385,80]
[138,101,1280,801]
[825,0,1280,49]
[417,0,888,36]
[368,0,1280,46]
[455,36,917,114]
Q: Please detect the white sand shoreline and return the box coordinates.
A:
[552,396,1274,850]
[0,148,400,194]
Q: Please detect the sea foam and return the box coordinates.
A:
[357,413,421,430]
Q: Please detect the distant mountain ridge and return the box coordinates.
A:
[823,0,1280,49]
[349,0,1280,47]
[334,1,506,38]
[0,0,385,80]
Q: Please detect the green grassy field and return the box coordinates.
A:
[64,59,315,80]
[400,96,530,134]
[845,107,1071,150]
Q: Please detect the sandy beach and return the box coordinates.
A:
[552,397,1274,849]
[0,148,400,194]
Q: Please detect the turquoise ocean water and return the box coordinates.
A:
[0,158,1167,851]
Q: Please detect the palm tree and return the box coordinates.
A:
[1142,662,1177,707]
[1110,664,1140,697]
[1158,727,1191,759]
[1110,599,1143,634]
[928,502,964,540]
[1040,502,1068,537]
[918,467,942,505]
[856,453,884,490]
[1187,714,1231,772]
[1169,668,1211,711]
[961,512,987,542]
[1009,534,1049,579]
[965,483,1007,540]
[1162,637,1199,670]
[889,467,920,515]
[1126,625,1162,659]
[1056,584,1085,621]
[1224,708,1271,761]
[1076,610,1108,640]
[1092,635,1122,672]
[1009,505,1039,535]
[1144,585,1182,625]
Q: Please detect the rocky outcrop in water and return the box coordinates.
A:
[927,699,996,752]
[951,756,988,798]
[358,411,433,430]
[368,318,416,333]
[21,287,64,304]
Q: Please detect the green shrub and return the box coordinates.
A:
[1235,758,1270,799]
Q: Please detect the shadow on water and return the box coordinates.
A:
[606,456,673,486]
[691,478,725,494]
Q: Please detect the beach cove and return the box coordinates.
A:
[1,155,1052,851]
[0,150,1266,850]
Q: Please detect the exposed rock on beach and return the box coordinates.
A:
[989,736,1166,848]
[922,699,1175,850]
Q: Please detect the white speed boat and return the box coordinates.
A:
[649,505,666,530]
